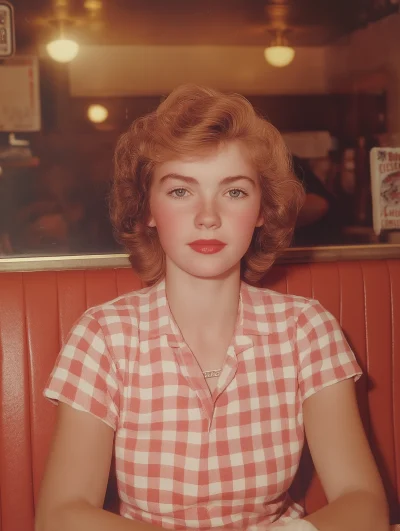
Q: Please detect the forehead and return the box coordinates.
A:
[153,141,257,182]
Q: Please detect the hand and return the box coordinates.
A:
[270,519,318,531]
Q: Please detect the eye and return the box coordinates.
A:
[227,188,248,199]
[168,188,189,199]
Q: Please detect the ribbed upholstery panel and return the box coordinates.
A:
[0,261,399,530]
[57,270,87,342]
[363,262,397,522]
[0,274,35,531]
[24,272,61,506]
[389,261,400,512]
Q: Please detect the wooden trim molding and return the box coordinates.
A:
[1,245,400,272]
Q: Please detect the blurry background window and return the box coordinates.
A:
[1,0,399,256]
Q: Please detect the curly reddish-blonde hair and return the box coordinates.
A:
[110,84,304,286]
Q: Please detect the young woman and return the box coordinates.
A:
[36,85,389,531]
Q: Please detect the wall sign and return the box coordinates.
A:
[0,2,15,58]
[0,56,41,132]
[371,147,400,234]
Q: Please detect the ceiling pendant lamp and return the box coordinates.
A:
[46,37,79,63]
[46,20,79,63]
[44,0,80,63]
[264,31,295,68]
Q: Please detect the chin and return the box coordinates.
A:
[165,252,242,279]
[182,262,240,280]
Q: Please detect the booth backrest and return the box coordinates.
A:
[0,260,399,531]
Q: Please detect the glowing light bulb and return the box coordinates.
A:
[46,38,79,63]
[264,45,295,68]
[87,104,109,123]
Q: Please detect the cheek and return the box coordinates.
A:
[152,203,183,236]
[230,207,262,232]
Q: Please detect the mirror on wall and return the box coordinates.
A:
[1,0,400,258]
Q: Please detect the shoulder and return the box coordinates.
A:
[242,282,320,319]
[241,282,335,336]
[75,283,159,344]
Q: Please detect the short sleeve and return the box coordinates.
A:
[44,313,120,430]
[296,299,363,403]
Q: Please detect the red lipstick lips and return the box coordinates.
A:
[189,239,225,245]
[188,239,226,254]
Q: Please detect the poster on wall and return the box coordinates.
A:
[370,147,400,235]
[0,56,41,132]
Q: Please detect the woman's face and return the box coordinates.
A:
[148,141,264,280]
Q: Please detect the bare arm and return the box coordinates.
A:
[35,403,168,531]
[302,379,389,531]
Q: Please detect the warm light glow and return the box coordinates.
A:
[87,104,109,123]
[46,38,79,63]
[264,45,295,67]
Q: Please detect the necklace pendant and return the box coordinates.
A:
[203,369,222,379]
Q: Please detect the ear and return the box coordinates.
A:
[255,213,264,228]
[147,212,156,228]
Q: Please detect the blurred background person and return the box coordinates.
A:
[292,155,343,246]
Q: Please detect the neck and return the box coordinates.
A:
[165,267,241,339]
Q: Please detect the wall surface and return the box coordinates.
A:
[326,13,400,136]
[66,45,328,97]
[47,13,400,138]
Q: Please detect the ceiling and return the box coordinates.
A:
[13,0,400,50]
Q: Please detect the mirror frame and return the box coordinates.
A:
[1,244,400,272]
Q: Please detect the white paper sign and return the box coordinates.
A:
[0,56,41,131]
[282,131,333,159]
[370,147,400,235]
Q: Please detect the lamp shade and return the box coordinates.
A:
[264,45,295,68]
[46,38,79,63]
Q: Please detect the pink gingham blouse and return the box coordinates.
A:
[44,278,362,530]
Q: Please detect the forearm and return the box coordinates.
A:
[303,490,389,531]
[38,500,168,531]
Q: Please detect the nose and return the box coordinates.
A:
[194,198,221,229]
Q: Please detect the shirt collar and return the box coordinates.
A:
[140,277,272,343]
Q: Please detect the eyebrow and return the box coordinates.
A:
[159,173,256,187]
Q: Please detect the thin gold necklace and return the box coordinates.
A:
[203,369,222,379]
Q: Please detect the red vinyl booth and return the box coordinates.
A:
[1,259,399,531]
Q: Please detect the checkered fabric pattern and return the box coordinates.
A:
[44,278,362,530]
